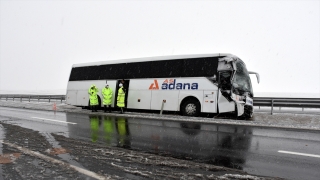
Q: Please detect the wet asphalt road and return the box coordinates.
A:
[0,107,320,180]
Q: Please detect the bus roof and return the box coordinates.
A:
[72,53,234,68]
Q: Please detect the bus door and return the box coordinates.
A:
[114,79,130,108]
[217,59,235,113]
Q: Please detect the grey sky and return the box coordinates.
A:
[0,0,319,96]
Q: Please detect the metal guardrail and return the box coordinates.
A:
[1,94,319,115]
[0,94,65,103]
[253,97,320,114]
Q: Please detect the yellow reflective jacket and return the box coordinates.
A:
[88,85,99,106]
[102,87,113,105]
[117,87,125,108]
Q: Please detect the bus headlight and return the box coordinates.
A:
[245,97,253,106]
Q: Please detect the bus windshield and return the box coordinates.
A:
[232,61,253,96]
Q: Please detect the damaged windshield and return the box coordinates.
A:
[232,61,253,96]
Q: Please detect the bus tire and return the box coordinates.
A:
[181,99,200,117]
[244,110,253,119]
[241,106,253,120]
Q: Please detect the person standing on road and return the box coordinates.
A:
[102,84,113,112]
[117,83,125,114]
[88,85,99,112]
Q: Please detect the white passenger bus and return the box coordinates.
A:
[66,54,259,118]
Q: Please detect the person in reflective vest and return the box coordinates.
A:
[102,84,113,113]
[88,85,99,112]
[117,83,125,114]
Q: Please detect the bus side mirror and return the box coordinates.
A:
[249,71,260,84]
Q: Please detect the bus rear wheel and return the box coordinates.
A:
[181,99,200,117]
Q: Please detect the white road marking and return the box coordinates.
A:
[0,140,110,180]
[31,117,77,125]
[278,150,320,158]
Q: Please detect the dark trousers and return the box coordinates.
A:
[104,105,111,112]
[91,105,98,112]
[119,107,125,114]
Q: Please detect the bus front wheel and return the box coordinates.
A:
[181,99,200,117]
[243,110,253,119]
[242,106,253,119]
[234,107,253,120]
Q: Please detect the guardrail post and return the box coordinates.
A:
[49,96,51,103]
[13,96,15,101]
[6,96,8,101]
[20,97,22,102]
[160,100,166,115]
[29,96,31,102]
[271,99,274,115]
[61,97,63,103]
[38,96,40,102]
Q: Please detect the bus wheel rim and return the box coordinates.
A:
[185,103,196,115]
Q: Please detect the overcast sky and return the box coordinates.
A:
[0,0,319,97]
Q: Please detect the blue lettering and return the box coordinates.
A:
[183,83,190,90]
[168,79,176,90]
[162,84,168,89]
[176,83,182,89]
[191,83,198,90]
[160,79,199,90]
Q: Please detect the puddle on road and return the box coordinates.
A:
[65,114,254,170]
